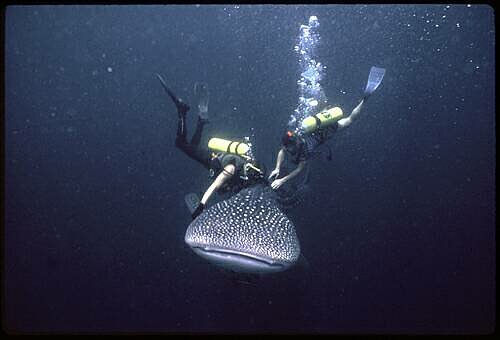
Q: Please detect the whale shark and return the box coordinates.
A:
[184,184,301,274]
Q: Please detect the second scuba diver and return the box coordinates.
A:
[156,74,266,219]
[269,66,386,190]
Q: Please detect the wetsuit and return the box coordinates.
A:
[213,153,249,193]
[157,75,262,192]
[286,122,339,164]
[175,110,212,170]
[156,74,212,170]
[174,108,248,188]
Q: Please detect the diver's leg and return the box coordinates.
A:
[156,74,211,168]
[155,73,191,145]
[190,117,208,146]
[337,98,364,130]
[175,108,188,145]
[177,144,212,169]
[200,163,236,205]
[349,98,365,122]
[190,81,210,145]
[156,74,190,116]
[173,103,210,166]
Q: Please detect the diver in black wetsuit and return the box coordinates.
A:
[156,74,211,169]
[156,74,266,219]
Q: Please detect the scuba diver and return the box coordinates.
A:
[156,74,266,219]
[269,66,386,190]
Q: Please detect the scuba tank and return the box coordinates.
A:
[301,106,343,133]
[208,136,264,190]
[208,137,250,156]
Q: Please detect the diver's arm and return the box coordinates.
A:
[275,148,286,169]
[269,148,286,180]
[200,164,236,205]
[337,98,365,130]
[271,161,306,190]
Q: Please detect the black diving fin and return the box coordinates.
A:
[155,73,190,114]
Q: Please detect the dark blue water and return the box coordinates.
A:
[4,5,495,334]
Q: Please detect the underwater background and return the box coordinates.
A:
[4,4,495,334]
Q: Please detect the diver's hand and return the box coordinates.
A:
[191,202,205,220]
[271,178,286,190]
[268,168,280,181]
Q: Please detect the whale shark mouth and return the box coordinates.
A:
[189,245,289,273]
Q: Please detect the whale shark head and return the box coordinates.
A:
[184,185,301,273]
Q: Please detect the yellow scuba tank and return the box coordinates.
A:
[208,137,250,156]
[301,106,343,133]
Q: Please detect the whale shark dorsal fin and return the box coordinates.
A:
[184,193,200,214]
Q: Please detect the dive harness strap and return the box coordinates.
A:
[313,115,322,130]
[226,141,243,155]
[222,168,233,176]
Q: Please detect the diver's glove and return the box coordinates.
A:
[191,202,205,220]
[268,168,280,181]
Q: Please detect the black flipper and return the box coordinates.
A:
[155,73,190,116]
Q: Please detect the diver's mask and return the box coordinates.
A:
[282,130,297,146]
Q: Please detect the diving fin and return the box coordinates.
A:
[363,66,386,99]
[184,192,200,214]
[194,82,209,120]
[155,73,190,115]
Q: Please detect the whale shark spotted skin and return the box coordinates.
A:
[185,185,301,273]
